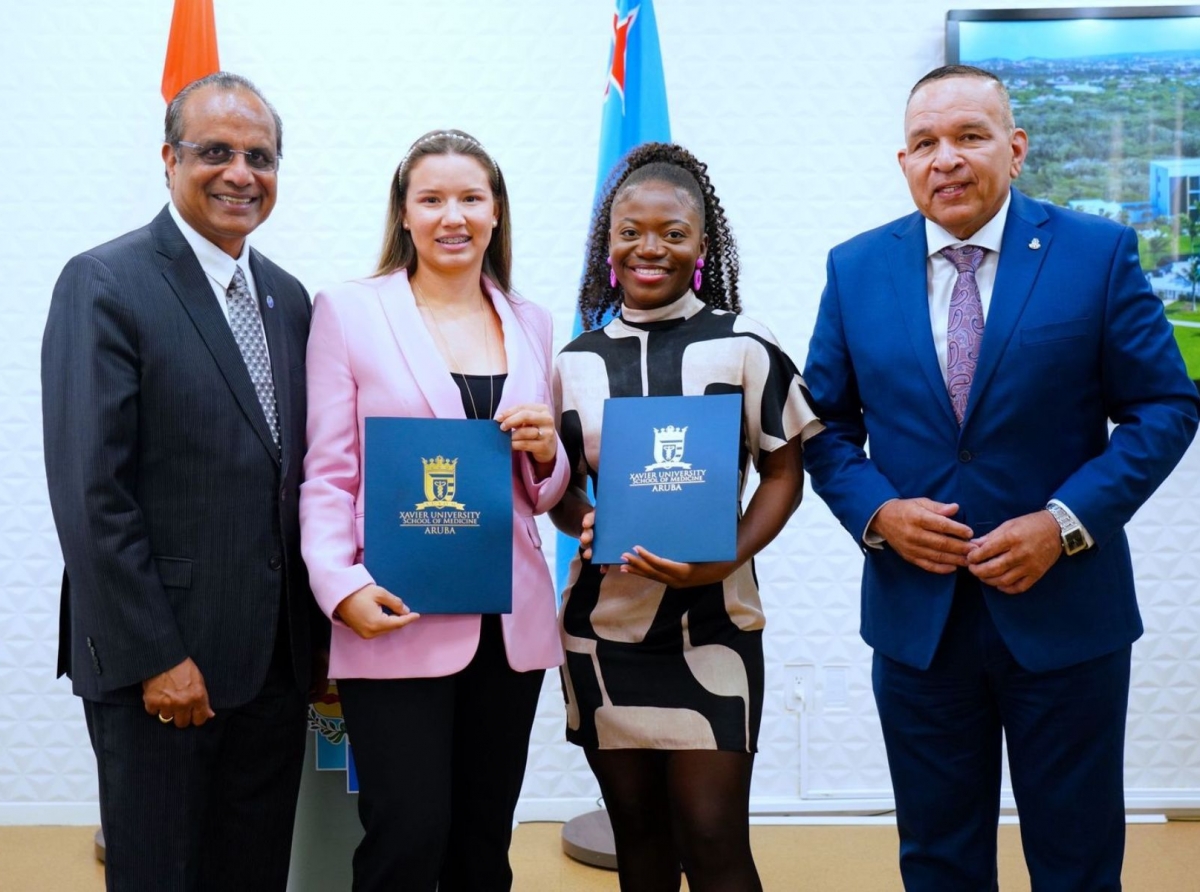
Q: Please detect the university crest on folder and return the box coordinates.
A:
[649,425,690,470]
[417,455,464,510]
[365,418,512,613]
[592,394,740,564]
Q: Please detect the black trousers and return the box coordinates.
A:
[337,615,546,892]
[84,636,307,892]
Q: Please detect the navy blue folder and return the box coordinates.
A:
[364,417,513,614]
[592,394,741,565]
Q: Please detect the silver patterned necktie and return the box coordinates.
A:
[940,245,985,425]
[227,266,280,448]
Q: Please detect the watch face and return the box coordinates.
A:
[1064,528,1087,555]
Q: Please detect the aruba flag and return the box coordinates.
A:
[555,0,671,593]
[591,0,672,206]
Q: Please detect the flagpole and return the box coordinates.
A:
[559,1,671,870]
[98,3,220,866]
[555,0,671,595]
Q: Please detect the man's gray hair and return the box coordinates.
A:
[164,72,283,154]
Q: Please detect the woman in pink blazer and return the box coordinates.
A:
[299,129,568,892]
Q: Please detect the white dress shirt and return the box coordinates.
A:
[864,194,1092,550]
[168,202,271,362]
[924,194,1009,384]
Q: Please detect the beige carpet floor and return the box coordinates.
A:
[2,820,1198,890]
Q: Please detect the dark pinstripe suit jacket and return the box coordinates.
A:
[42,205,324,708]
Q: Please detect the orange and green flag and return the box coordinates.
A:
[161,0,220,103]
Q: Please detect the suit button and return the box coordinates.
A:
[269,555,282,570]
[959,450,973,463]
[280,489,287,503]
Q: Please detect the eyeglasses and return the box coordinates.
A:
[174,141,281,172]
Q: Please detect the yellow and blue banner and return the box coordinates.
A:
[309,684,359,792]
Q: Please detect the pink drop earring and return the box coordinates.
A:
[693,257,705,292]
[607,257,618,289]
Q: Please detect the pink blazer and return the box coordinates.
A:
[299,269,568,679]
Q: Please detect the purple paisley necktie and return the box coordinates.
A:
[940,245,985,425]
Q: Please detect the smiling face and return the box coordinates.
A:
[403,153,497,277]
[609,179,708,312]
[898,75,1028,240]
[163,86,278,258]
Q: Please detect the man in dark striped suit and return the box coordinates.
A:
[42,72,325,891]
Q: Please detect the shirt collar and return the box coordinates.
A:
[619,291,705,325]
[924,191,1011,258]
[168,201,249,291]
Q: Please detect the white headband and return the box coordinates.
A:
[398,130,500,182]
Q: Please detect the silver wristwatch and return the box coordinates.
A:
[1046,503,1087,556]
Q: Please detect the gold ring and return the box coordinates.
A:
[158,713,173,724]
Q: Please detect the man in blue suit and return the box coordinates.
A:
[803,65,1199,890]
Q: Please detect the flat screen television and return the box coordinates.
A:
[947,6,1200,386]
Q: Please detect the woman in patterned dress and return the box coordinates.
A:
[551,142,823,892]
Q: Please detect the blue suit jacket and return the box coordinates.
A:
[803,189,1199,673]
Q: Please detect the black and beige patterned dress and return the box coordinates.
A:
[553,292,822,752]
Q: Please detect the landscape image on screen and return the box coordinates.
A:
[956,13,1200,387]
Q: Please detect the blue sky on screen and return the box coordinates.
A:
[959,16,1200,62]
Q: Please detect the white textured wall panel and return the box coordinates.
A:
[2,0,1196,823]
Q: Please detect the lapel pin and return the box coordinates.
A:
[266,295,275,309]
[1028,238,1041,250]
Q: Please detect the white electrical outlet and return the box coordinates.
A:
[783,663,816,713]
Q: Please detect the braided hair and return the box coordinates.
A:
[578,142,741,330]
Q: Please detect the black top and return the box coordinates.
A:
[452,373,507,421]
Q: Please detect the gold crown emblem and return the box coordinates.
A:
[422,455,458,474]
